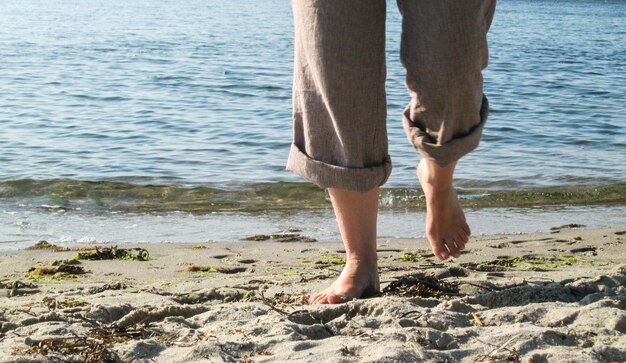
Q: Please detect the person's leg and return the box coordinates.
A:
[417,160,469,260]
[287,0,390,192]
[397,0,496,260]
[288,0,389,304]
[309,187,380,304]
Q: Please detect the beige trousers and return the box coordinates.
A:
[286,0,496,192]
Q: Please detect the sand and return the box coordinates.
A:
[0,226,625,362]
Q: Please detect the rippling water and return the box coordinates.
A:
[1,0,625,190]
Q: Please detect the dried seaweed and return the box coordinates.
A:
[172,289,245,304]
[76,246,150,261]
[13,336,115,363]
[383,274,459,298]
[462,257,524,272]
[42,296,88,310]
[256,289,311,323]
[230,279,282,292]
[244,233,317,243]
[27,259,86,279]
[11,321,167,363]
[0,280,37,289]
[262,290,309,306]
[92,322,163,344]
[400,252,422,263]
[299,273,335,283]
[313,254,346,268]
[378,264,445,273]
[25,240,68,251]
[88,282,128,294]
[550,223,586,231]
[183,265,247,274]
[474,336,520,362]
[463,255,588,272]
[257,289,292,316]
[0,280,39,297]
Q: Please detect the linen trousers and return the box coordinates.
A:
[286,0,496,192]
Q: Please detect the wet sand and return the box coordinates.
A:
[0,227,625,362]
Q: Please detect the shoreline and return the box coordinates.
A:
[1,204,625,252]
[1,179,625,215]
[1,227,624,361]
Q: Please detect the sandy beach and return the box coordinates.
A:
[2,0,625,362]
[0,226,624,362]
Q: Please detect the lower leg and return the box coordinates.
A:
[417,159,471,260]
[308,187,380,304]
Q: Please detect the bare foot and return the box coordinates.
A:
[417,159,471,261]
[309,187,380,304]
[308,258,380,304]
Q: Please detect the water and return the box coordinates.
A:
[0,0,625,249]
[1,0,624,189]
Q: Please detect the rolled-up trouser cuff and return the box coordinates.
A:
[405,96,489,168]
[286,144,392,193]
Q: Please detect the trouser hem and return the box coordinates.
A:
[405,95,489,167]
[286,144,392,193]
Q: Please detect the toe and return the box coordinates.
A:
[434,245,449,260]
[309,293,325,305]
[314,295,328,305]
[463,224,471,237]
[456,240,465,252]
[444,238,459,258]
[327,292,348,304]
[429,238,449,260]
[452,246,461,258]
[450,245,461,258]
[456,232,468,250]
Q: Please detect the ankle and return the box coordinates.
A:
[418,159,455,190]
[344,254,378,266]
[421,179,454,194]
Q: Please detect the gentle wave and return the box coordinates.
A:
[1,179,624,214]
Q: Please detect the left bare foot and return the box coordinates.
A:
[417,159,471,260]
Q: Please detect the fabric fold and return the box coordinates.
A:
[286,143,392,193]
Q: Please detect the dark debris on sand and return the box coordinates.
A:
[12,321,169,363]
[88,282,128,295]
[183,265,247,274]
[0,280,39,297]
[13,336,116,363]
[27,259,87,279]
[382,273,460,298]
[244,233,317,243]
[0,280,37,290]
[76,246,150,261]
[25,240,68,251]
[550,223,586,231]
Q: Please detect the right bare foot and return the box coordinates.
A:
[308,258,379,304]
[417,159,471,261]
